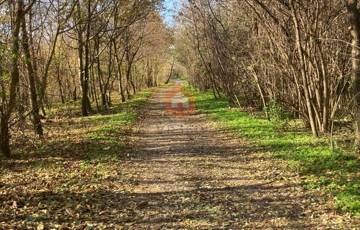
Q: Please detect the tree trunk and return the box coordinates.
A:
[0,115,11,157]
[252,71,269,120]
[96,47,106,110]
[125,63,133,99]
[76,0,91,116]
[165,61,175,84]
[56,64,65,104]
[21,14,43,136]
[346,0,360,151]
[290,1,318,137]
[113,42,126,102]
[0,1,24,157]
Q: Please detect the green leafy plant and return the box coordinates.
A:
[267,99,290,130]
[187,86,360,215]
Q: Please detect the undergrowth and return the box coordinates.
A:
[0,89,154,228]
[186,85,360,215]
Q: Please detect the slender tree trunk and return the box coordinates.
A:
[17,87,27,130]
[84,59,91,111]
[252,71,269,120]
[56,64,65,104]
[129,67,136,95]
[21,14,43,136]
[104,45,113,109]
[72,71,78,101]
[90,64,99,111]
[76,0,91,116]
[117,66,126,102]
[165,61,175,84]
[125,63,133,99]
[113,41,126,102]
[76,21,87,114]
[38,25,61,115]
[290,1,318,137]
[97,63,107,111]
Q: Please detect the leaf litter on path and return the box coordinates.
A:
[0,85,359,229]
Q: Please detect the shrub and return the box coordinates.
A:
[267,99,290,130]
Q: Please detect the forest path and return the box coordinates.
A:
[123,81,354,229]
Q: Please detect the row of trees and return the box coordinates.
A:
[176,0,360,150]
[0,0,172,157]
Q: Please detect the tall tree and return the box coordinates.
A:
[21,6,43,136]
[0,1,26,156]
[345,0,360,151]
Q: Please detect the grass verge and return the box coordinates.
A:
[186,85,360,215]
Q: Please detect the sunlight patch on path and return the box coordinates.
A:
[162,81,195,117]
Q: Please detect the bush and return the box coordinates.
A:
[267,100,290,130]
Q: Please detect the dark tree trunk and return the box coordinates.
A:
[76,0,91,116]
[0,115,11,158]
[56,64,65,104]
[0,1,24,157]
[346,0,360,151]
[113,41,126,102]
[165,61,175,84]
[21,14,43,136]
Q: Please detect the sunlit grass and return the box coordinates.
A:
[186,85,360,215]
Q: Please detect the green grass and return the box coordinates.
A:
[4,89,153,168]
[80,89,152,160]
[186,85,360,215]
[0,87,161,228]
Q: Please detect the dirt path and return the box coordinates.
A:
[122,82,355,229]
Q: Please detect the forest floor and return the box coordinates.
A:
[1,81,360,229]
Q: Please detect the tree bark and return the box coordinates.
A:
[76,0,91,116]
[113,41,126,102]
[290,1,318,137]
[346,0,360,151]
[0,1,24,157]
[21,13,43,136]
